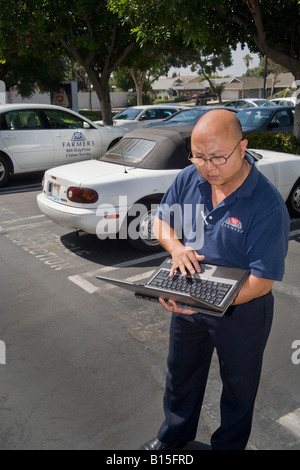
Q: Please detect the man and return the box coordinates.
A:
[140,110,290,450]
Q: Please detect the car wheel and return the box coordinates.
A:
[0,155,10,187]
[286,179,300,218]
[127,201,162,252]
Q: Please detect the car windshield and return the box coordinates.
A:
[113,108,142,120]
[237,109,273,128]
[164,109,206,123]
[100,138,156,166]
[254,100,276,107]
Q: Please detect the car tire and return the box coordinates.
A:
[0,155,10,187]
[127,200,163,252]
[286,179,300,218]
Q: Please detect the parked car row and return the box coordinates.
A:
[1,103,300,254]
[94,104,186,129]
[37,124,300,252]
[0,101,298,188]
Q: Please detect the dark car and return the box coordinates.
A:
[237,106,295,133]
[144,106,238,128]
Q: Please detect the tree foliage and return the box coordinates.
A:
[0,0,136,124]
[0,0,68,96]
[110,0,300,137]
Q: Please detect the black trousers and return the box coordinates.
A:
[157,292,274,450]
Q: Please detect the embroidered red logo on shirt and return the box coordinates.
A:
[230,217,240,225]
[222,217,243,233]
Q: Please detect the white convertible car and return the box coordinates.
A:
[37,126,300,251]
[0,104,128,187]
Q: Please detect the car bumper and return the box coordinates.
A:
[37,193,127,236]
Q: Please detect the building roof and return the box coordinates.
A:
[151,72,296,94]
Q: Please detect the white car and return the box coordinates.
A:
[224,98,277,110]
[0,104,128,187]
[270,97,296,107]
[37,126,300,252]
[94,105,186,129]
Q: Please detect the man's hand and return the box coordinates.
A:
[159,298,197,315]
[170,245,205,277]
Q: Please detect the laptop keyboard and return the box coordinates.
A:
[148,269,232,306]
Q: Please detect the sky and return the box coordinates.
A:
[220,44,260,77]
[170,44,261,78]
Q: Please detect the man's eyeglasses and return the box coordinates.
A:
[188,139,243,167]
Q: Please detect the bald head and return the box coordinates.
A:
[192,109,243,144]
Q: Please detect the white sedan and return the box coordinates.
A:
[37,126,300,252]
[0,104,128,187]
[95,105,186,129]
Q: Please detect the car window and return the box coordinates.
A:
[113,108,141,120]
[100,138,156,166]
[161,109,176,119]
[225,101,236,107]
[166,109,206,122]
[237,109,272,127]
[42,109,86,129]
[1,110,44,130]
[143,109,161,120]
[242,101,254,108]
[255,100,276,107]
[271,109,292,127]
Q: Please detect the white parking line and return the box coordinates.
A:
[68,251,168,293]
[289,228,300,239]
[1,214,46,225]
[273,281,300,304]
[70,251,167,280]
[67,275,99,294]
[69,270,156,294]
[277,407,300,439]
[0,184,42,195]
[1,220,52,232]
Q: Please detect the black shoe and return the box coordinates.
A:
[139,437,188,450]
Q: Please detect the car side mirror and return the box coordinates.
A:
[139,114,148,121]
[83,121,91,129]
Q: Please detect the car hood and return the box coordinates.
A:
[45,159,130,186]
[250,148,300,164]
[242,126,263,133]
[113,119,136,126]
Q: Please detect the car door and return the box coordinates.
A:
[269,109,294,132]
[138,108,177,126]
[0,109,54,170]
[42,108,103,164]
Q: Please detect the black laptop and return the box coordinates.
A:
[96,257,249,316]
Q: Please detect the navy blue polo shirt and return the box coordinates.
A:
[157,158,290,281]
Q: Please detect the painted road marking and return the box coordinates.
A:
[68,251,168,293]
[0,214,46,225]
[273,281,300,304]
[69,270,155,294]
[289,228,300,239]
[277,407,300,439]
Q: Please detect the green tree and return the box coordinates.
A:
[0,0,136,124]
[188,47,232,101]
[0,1,68,97]
[110,0,300,138]
[0,54,68,98]
[243,54,253,71]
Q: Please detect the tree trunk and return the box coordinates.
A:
[293,70,300,141]
[129,68,146,106]
[84,65,113,125]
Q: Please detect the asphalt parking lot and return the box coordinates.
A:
[0,173,300,451]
